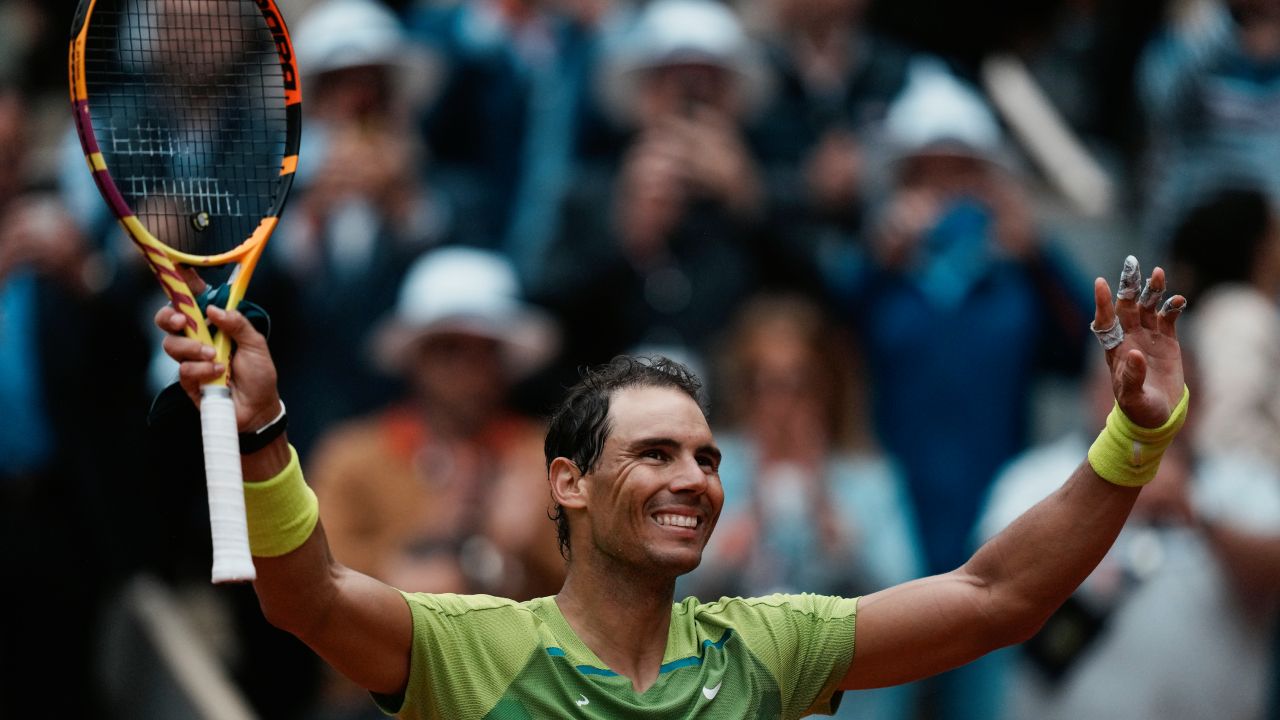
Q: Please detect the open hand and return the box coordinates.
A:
[874,188,940,269]
[1091,257,1185,429]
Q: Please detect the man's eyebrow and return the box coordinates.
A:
[629,437,681,451]
[627,437,721,462]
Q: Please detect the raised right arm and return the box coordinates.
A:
[157,304,412,696]
[843,262,1187,690]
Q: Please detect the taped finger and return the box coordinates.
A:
[1091,318,1125,350]
[1139,279,1164,309]
[1159,297,1186,317]
[1117,256,1141,300]
[1158,295,1185,337]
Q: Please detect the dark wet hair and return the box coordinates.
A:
[544,356,706,559]
[1171,187,1272,302]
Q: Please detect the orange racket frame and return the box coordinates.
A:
[70,0,302,582]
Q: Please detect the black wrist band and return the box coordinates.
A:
[239,401,288,455]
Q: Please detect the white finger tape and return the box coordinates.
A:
[1139,279,1164,309]
[1091,318,1125,350]
[1160,297,1186,316]
[1118,255,1141,300]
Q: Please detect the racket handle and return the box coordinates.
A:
[200,385,257,583]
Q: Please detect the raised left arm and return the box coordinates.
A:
[841,258,1187,690]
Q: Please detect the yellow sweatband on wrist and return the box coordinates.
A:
[1087,386,1190,487]
[243,444,319,557]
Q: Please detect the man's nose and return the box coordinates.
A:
[669,454,710,494]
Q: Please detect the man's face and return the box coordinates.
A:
[583,386,723,576]
[637,64,738,127]
[313,65,394,123]
[900,153,990,197]
[410,332,505,432]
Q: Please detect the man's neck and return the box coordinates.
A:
[554,552,678,693]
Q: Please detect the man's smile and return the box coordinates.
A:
[651,510,703,532]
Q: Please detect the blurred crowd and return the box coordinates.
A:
[3,0,1280,718]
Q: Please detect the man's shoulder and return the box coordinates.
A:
[390,594,555,717]
[400,593,551,660]
[402,591,546,617]
[682,593,859,628]
[677,594,859,716]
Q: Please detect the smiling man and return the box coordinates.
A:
[158,258,1188,719]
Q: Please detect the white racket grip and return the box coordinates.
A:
[200,385,257,583]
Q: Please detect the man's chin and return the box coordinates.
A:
[597,534,706,578]
[644,546,704,577]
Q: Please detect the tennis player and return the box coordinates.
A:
[158,258,1187,719]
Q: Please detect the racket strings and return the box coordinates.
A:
[83,0,288,257]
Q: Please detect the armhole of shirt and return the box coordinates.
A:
[370,688,407,715]
[802,595,859,718]
[808,591,860,712]
[369,590,419,715]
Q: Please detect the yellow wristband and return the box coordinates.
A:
[243,444,319,557]
[1087,386,1190,487]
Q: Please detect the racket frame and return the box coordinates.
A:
[70,0,301,376]
[70,0,302,583]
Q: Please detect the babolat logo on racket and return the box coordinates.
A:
[256,0,298,93]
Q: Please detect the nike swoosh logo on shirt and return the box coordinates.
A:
[576,694,589,707]
[703,681,721,700]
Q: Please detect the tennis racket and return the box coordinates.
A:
[70,0,301,583]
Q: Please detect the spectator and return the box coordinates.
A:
[0,87,151,718]
[747,0,913,235]
[310,247,563,599]
[681,295,920,598]
[678,294,924,720]
[1139,0,1280,256]
[821,59,1092,720]
[827,57,1093,577]
[1171,188,1280,464]
[1170,188,1280,720]
[274,0,448,453]
[538,0,809,380]
[305,247,563,717]
[977,360,1278,720]
[405,0,599,281]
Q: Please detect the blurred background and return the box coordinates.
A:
[3,0,1280,717]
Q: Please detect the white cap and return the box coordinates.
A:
[371,248,560,379]
[598,0,774,126]
[293,0,441,111]
[884,56,1003,162]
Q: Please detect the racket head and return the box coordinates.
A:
[69,0,299,584]
[69,0,301,345]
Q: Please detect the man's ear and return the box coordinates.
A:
[550,457,588,510]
